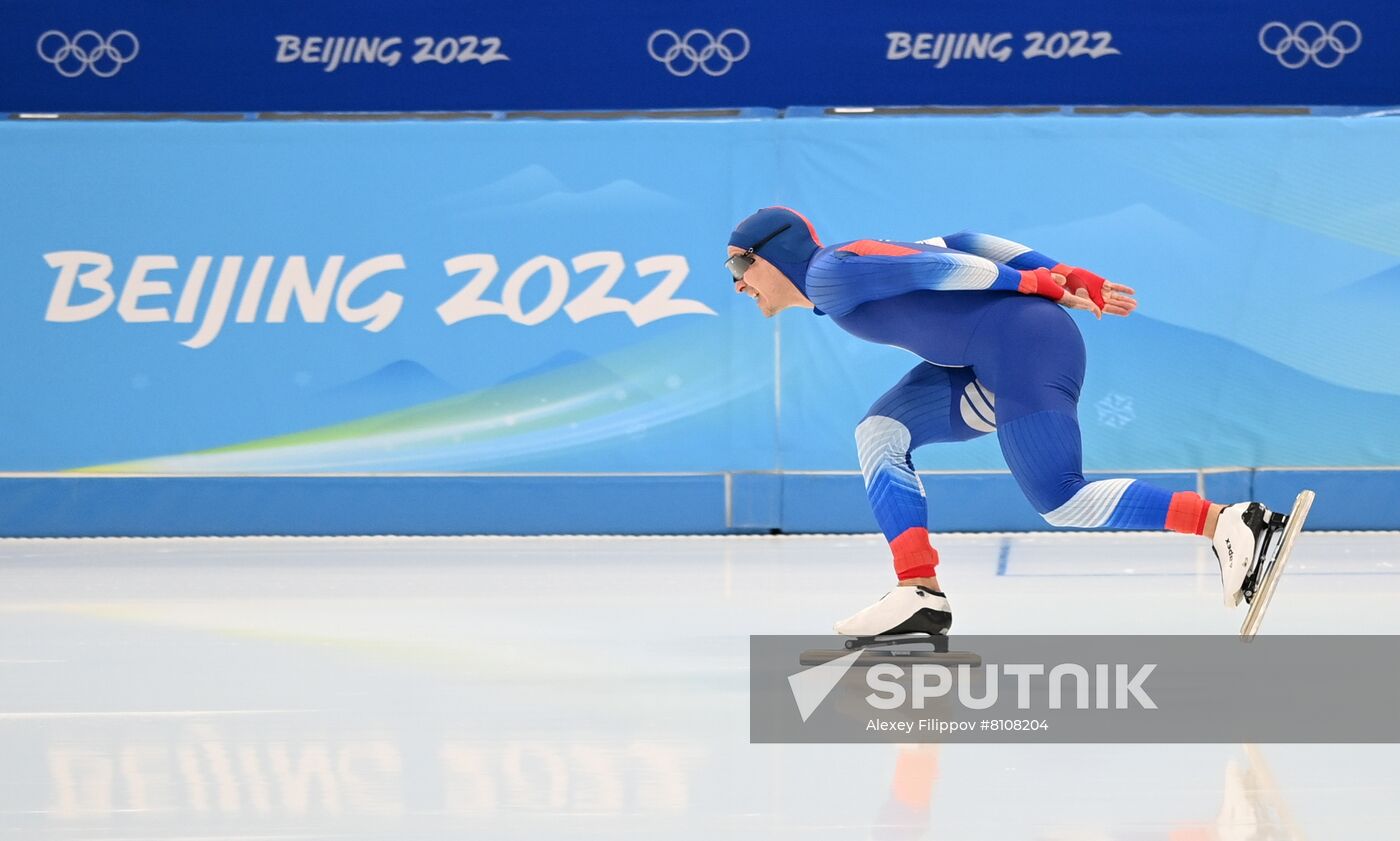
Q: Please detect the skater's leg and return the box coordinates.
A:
[967,298,1215,532]
[970,299,1306,609]
[998,411,1214,531]
[856,362,991,581]
[835,362,986,636]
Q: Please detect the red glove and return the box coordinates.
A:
[1017,267,1065,301]
[1052,263,1107,310]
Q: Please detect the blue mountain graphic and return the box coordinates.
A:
[306,360,461,429]
[495,350,620,387]
[1079,314,1400,468]
[1336,262,1400,304]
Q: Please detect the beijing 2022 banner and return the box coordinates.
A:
[3,116,1400,474]
[1,0,1398,112]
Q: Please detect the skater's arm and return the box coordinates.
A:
[806,239,1131,319]
[935,231,1060,271]
[936,231,1137,318]
[805,240,1074,317]
[818,240,1066,296]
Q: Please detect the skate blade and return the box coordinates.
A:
[1240,490,1314,641]
[798,647,982,668]
[843,632,945,650]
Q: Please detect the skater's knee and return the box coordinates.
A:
[855,415,913,483]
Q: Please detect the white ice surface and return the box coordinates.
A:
[1,531,1397,839]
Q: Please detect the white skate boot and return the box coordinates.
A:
[1211,491,1315,641]
[1211,501,1280,608]
[833,585,953,638]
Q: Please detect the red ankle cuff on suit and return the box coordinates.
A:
[891,527,940,579]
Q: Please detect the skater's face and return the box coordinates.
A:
[726,246,810,317]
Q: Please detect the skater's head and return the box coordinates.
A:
[726,206,820,317]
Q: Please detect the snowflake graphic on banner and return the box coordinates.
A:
[1095,392,1136,428]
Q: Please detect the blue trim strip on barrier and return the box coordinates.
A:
[0,476,727,537]
[3,469,1395,537]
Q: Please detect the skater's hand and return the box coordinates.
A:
[1054,281,1103,318]
[1051,265,1138,319]
[1016,267,1067,301]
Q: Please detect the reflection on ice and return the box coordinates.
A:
[46,731,700,819]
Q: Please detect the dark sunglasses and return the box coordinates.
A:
[725,223,791,282]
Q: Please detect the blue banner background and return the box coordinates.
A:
[1,1,1397,112]
[3,115,1400,479]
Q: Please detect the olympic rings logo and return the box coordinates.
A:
[647,28,750,77]
[1258,21,1361,69]
[36,30,140,78]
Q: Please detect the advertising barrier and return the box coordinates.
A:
[3,115,1399,533]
